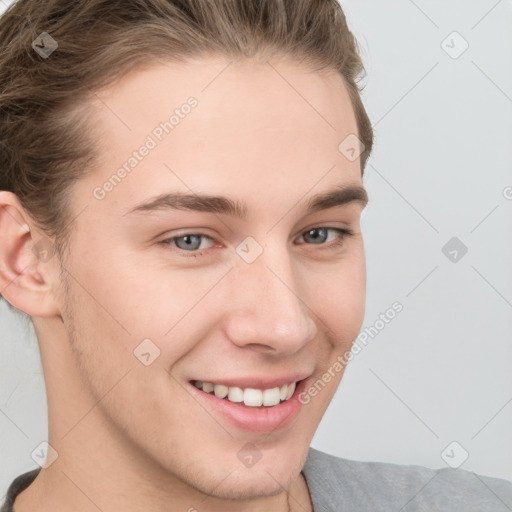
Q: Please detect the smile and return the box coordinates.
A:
[192,380,296,407]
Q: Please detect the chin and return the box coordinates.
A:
[169,449,304,501]
[197,468,291,501]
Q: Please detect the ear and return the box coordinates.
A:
[0,191,62,317]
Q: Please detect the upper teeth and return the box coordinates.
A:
[193,381,296,407]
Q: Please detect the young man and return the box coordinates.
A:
[0,1,510,511]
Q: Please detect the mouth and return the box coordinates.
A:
[188,376,311,433]
[191,380,298,407]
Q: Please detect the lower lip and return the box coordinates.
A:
[188,379,309,433]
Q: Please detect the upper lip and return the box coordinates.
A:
[190,373,312,390]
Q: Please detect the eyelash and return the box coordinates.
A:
[159,227,354,258]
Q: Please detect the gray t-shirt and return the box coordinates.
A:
[302,448,512,511]
[2,447,511,511]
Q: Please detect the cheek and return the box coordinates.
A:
[307,248,366,347]
[66,233,222,348]
[61,277,200,448]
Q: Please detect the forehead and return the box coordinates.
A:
[78,56,362,217]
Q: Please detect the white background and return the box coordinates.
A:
[1,0,512,500]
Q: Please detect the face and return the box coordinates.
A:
[49,55,367,499]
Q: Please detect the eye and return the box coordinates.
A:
[161,233,215,255]
[159,227,353,258]
[296,227,353,247]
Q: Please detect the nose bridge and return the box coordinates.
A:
[225,238,316,350]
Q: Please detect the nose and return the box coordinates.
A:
[223,241,317,355]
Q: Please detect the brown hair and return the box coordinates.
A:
[0,0,373,307]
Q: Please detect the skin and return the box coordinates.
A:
[0,54,367,512]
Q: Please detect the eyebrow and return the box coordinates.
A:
[123,184,368,219]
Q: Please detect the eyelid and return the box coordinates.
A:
[158,226,353,257]
[295,227,354,247]
[159,232,217,254]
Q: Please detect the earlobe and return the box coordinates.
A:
[0,191,62,318]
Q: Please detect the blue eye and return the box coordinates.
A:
[166,234,214,252]
[160,227,353,257]
[299,227,351,245]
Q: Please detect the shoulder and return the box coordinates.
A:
[301,447,512,512]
